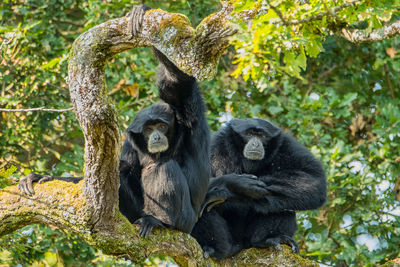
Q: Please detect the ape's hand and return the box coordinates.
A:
[18,174,82,195]
[130,5,151,37]
[226,174,270,199]
[200,174,270,215]
[134,215,164,238]
[199,185,230,216]
[17,173,52,195]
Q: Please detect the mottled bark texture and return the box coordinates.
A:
[0,5,317,266]
[0,182,317,266]
[340,20,400,43]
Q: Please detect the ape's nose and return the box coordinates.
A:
[251,140,259,148]
[153,133,161,142]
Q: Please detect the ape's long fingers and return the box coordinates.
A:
[134,7,142,35]
[26,178,35,195]
[140,222,153,238]
[131,6,141,37]
[38,175,54,183]
[17,180,31,195]
[251,187,270,199]
[139,223,146,237]
[239,174,258,180]
[137,8,144,34]
[206,198,226,213]
[130,5,151,37]
[144,224,154,238]
[200,197,226,216]
[18,178,34,195]
[199,200,209,216]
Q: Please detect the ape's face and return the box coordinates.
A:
[143,122,169,153]
[241,129,269,160]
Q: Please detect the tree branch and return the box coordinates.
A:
[272,0,362,26]
[0,107,74,112]
[339,20,400,43]
[0,182,315,266]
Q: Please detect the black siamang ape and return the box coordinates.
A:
[18,5,210,238]
[191,118,326,259]
[118,6,210,237]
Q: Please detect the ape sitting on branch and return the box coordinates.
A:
[191,118,326,259]
[118,6,210,237]
[18,5,211,238]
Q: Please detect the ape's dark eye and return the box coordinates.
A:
[246,133,253,137]
[159,124,167,131]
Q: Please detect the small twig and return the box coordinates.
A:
[384,64,395,99]
[53,19,84,27]
[273,0,361,26]
[0,32,16,51]
[0,107,74,112]
[266,0,289,25]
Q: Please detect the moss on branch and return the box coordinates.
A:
[0,181,317,266]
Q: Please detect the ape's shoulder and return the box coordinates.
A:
[210,126,237,156]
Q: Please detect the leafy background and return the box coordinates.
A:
[1,0,399,266]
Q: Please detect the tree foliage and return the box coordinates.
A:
[1,0,400,266]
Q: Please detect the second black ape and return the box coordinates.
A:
[191,118,326,259]
[118,6,210,237]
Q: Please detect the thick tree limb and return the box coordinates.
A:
[0,5,317,266]
[340,20,400,43]
[0,182,316,266]
[0,182,208,265]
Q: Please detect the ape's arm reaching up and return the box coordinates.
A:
[131,5,203,128]
[120,5,210,237]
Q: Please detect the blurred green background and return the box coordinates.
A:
[1,0,399,266]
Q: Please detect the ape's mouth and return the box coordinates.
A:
[148,142,168,153]
[151,141,164,146]
[244,150,264,160]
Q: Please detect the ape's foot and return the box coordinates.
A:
[202,246,231,260]
[253,235,299,253]
[263,235,299,253]
[134,215,163,238]
[18,173,47,195]
[18,174,83,195]
[202,246,215,259]
[202,245,242,260]
[130,5,151,37]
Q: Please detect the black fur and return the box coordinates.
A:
[191,118,326,259]
[119,15,210,235]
